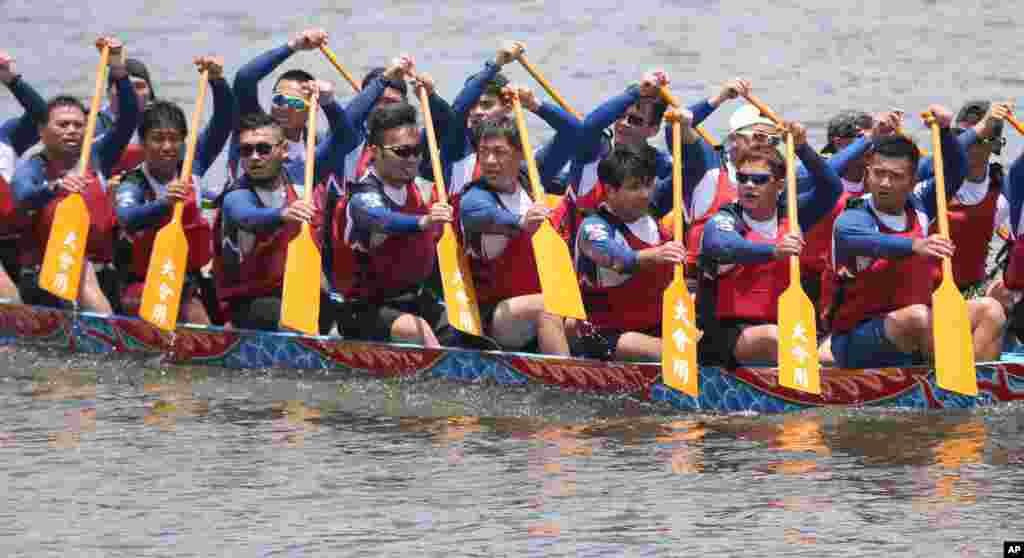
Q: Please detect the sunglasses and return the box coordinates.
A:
[239,142,279,157]
[621,114,649,127]
[735,130,782,146]
[272,94,308,110]
[736,172,775,185]
[379,144,420,159]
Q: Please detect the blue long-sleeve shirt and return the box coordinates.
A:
[346,174,424,241]
[227,43,360,180]
[116,77,237,231]
[12,72,139,209]
[701,142,844,265]
[221,167,314,233]
[1002,148,1024,238]
[1,76,47,156]
[576,213,645,278]
[834,127,967,263]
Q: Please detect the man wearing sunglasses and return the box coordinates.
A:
[697,122,843,367]
[212,111,326,331]
[916,100,1012,292]
[330,103,452,347]
[0,51,47,303]
[825,107,1006,369]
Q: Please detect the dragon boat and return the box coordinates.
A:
[2,301,1024,414]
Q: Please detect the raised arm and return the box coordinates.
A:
[194,58,236,177]
[579,86,641,162]
[1008,149,1024,238]
[913,120,969,220]
[313,89,360,183]
[233,44,293,117]
[0,53,47,155]
[95,41,139,177]
[792,127,844,231]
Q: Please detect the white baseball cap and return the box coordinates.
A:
[729,104,775,133]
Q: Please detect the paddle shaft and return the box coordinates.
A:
[925,114,954,277]
[518,56,583,120]
[671,119,684,282]
[319,45,361,93]
[510,95,546,200]
[417,84,449,204]
[303,91,319,204]
[740,92,783,126]
[1007,113,1024,136]
[78,45,111,175]
[785,132,800,279]
[658,86,719,147]
[172,70,210,223]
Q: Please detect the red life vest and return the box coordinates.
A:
[713,205,790,322]
[120,166,213,279]
[212,181,308,302]
[551,170,614,247]
[331,174,439,301]
[928,163,1003,288]
[0,174,30,241]
[581,209,672,330]
[29,156,117,265]
[1005,237,1024,291]
[822,200,937,334]
[111,144,145,176]
[461,181,542,306]
[686,167,737,267]
[801,190,860,275]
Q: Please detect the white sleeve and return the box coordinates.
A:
[0,142,15,183]
[995,193,1010,232]
[690,167,722,223]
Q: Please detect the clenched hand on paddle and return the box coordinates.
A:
[661,109,699,397]
[411,68,483,335]
[508,88,587,320]
[279,85,322,335]
[38,38,121,305]
[137,60,215,330]
[923,109,978,396]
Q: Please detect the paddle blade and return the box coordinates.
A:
[38,194,90,302]
[531,221,586,320]
[279,224,321,335]
[437,225,482,336]
[932,275,977,395]
[661,274,699,396]
[777,282,821,394]
[139,221,188,330]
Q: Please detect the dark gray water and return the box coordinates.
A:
[4,1,1024,556]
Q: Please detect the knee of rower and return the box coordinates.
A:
[890,304,931,338]
[971,297,1007,329]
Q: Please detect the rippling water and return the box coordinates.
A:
[4,1,1024,556]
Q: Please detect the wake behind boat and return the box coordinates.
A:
[2,300,1023,414]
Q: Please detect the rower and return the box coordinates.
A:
[95,57,155,139]
[11,36,139,313]
[825,107,1006,368]
[994,125,1024,343]
[572,142,685,361]
[697,122,842,367]
[0,51,48,303]
[918,101,1012,292]
[331,102,451,347]
[227,28,390,182]
[212,109,329,331]
[457,91,577,355]
[115,57,235,324]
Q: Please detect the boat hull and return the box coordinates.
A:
[2,302,1024,414]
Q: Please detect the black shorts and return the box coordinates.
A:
[697,318,769,368]
[570,322,659,361]
[337,288,447,342]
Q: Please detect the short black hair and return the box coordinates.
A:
[40,95,87,125]
[956,99,1003,136]
[238,112,282,137]
[367,102,418,146]
[140,100,187,140]
[869,135,921,172]
[475,118,521,151]
[597,144,658,189]
[466,71,509,99]
[362,67,408,99]
[274,69,315,88]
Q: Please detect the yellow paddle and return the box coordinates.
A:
[416,82,483,336]
[923,111,977,396]
[657,85,719,148]
[38,44,110,302]
[739,92,784,126]
[661,112,699,396]
[516,54,583,120]
[509,92,587,319]
[319,45,361,93]
[776,131,821,394]
[138,69,209,330]
[1007,113,1024,136]
[279,90,322,335]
